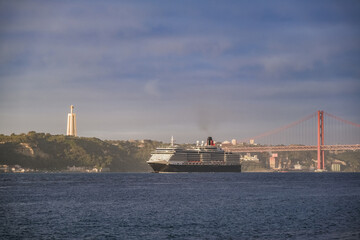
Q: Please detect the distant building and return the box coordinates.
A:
[331,163,341,172]
[2,165,33,173]
[241,153,259,162]
[0,165,10,173]
[67,166,85,172]
[88,168,99,173]
[66,105,77,136]
[100,167,110,172]
[269,153,280,169]
[231,139,237,145]
[250,139,255,145]
[294,162,302,170]
[269,156,277,169]
[332,159,347,171]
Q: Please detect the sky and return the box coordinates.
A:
[0,0,359,143]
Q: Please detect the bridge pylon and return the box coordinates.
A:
[317,110,325,170]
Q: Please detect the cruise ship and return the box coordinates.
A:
[147,137,241,173]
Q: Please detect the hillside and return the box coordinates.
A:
[0,132,162,172]
[0,132,359,172]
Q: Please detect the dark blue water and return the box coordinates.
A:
[1,173,360,239]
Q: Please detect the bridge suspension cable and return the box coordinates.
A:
[239,111,360,146]
[239,112,317,145]
[324,112,360,128]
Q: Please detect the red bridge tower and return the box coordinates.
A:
[317,110,325,170]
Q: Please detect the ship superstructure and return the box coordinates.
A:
[147,137,241,172]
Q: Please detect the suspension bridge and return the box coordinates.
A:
[224,111,360,171]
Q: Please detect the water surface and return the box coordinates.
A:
[1,173,359,239]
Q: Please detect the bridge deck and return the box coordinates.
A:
[224,145,360,153]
